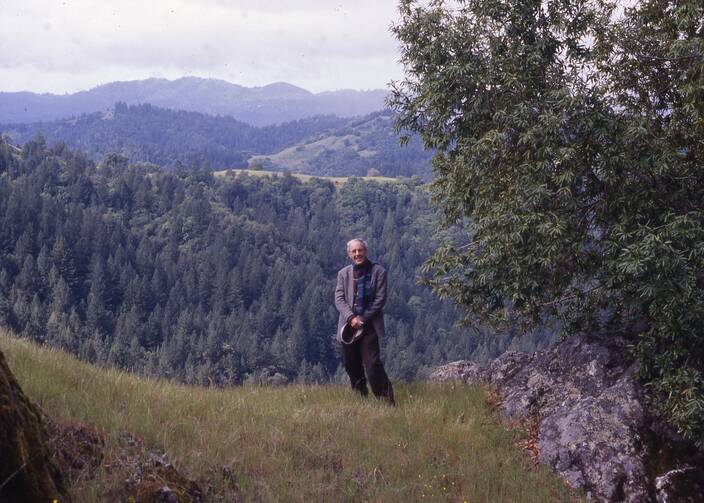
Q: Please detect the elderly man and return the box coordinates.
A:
[335,238,395,404]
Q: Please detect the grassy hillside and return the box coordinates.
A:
[247,133,373,170]
[246,110,433,178]
[1,331,580,502]
[214,168,399,189]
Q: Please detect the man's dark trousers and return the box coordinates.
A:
[342,328,394,401]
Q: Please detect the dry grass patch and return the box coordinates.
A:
[214,168,397,189]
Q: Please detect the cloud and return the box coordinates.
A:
[0,0,403,93]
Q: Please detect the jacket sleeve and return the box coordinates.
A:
[360,267,387,323]
[334,269,354,322]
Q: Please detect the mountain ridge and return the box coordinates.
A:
[0,77,389,126]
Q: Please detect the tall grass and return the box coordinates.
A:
[1,331,579,502]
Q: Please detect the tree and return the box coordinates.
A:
[85,257,111,336]
[390,0,704,440]
[51,236,78,292]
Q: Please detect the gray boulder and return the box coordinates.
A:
[430,333,704,502]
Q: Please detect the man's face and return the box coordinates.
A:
[347,242,367,265]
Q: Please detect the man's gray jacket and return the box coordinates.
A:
[334,262,387,343]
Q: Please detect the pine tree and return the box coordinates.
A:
[51,236,78,291]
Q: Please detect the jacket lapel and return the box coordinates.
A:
[346,266,354,309]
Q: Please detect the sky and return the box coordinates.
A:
[0,0,405,95]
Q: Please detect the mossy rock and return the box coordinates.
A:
[0,349,69,503]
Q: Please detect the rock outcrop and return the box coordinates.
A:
[430,334,704,502]
[0,349,69,503]
[45,419,205,503]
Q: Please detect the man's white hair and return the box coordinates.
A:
[346,238,368,252]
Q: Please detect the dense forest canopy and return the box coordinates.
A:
[391,0,704,440]
[0,136,553,385]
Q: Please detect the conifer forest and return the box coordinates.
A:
[0,136,549,385]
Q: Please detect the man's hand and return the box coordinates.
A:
[350,316,364,329]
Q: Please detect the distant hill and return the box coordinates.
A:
[214,168,399,190]
[1,103,433,178]
[248,110,432,178]
[1,102,349,169]
[0,77,389,126]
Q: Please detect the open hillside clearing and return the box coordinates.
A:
[214,168,399,189]
[1,331,580,502]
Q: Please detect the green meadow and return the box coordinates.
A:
[1,331,580,502]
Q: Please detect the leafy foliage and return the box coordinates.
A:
[390,0,704,440]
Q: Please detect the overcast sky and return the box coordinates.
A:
[0,0,405,94]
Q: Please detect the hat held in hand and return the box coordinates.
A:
[340,322,364,345]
